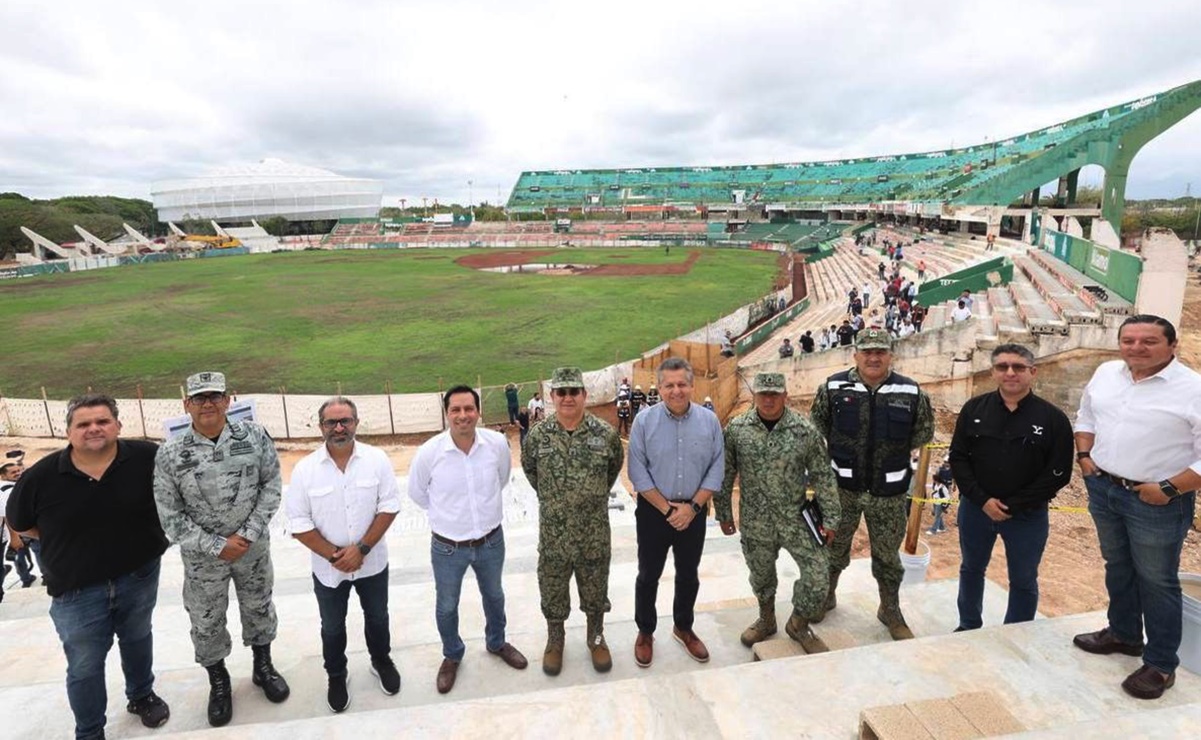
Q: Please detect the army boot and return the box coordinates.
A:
[586,613,613,673]
[877,586,915,641]
[785,611,830,654]
[542,621,566,676]
[251,643,291,702]
[812,570,840,624]
[205,660,233,727]
[740,599,778,647]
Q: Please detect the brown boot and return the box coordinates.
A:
[740,599,778,647]
[785,611,829,653]
[542,621,565,676]
[586,613,612,673]
[877,586,914,640]
[812,570,840,624]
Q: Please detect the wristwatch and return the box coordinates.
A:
[689,501,704,515]
[328,551,339,563]
[357,541,372,556]
[1158,479,1181,499]
[1075,451,1091,461]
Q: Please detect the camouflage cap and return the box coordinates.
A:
[855,328,893,351]
[549,366,585,390]
[752,372,787,394]
[186,371,226,397]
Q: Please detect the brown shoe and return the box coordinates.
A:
[1073,627,1144,657]
[672,627,710,663]
[436,659,458,695]
[487,643,528,670]
[634,632,653,668]
[1121,664,1175,700]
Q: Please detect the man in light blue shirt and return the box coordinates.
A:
[628,357,724,668]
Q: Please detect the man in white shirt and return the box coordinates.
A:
[286,397,401,713]
[527,392,545,422]
[408,385,528,695]
[1073,315,1201,700]
[951,300,972,322]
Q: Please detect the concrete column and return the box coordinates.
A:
[1135,228,1188,326]
[1091,219,1121,250]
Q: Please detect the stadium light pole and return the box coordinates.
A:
[468,180,474,220]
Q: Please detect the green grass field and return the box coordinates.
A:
[0,247,779,399]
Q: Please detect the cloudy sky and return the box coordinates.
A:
[2,0,1200,207]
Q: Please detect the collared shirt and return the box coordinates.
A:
[1075,358,1201,482]
[950,390,1074,511]
[7,440,168,596]
[286,441,402,587]
[628,402,724,500]
[408,427,511,541]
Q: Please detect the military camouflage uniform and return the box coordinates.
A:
[522,411,624,621]
[154,419,283,666]
[716,407,841,619]
[810,367,934,592]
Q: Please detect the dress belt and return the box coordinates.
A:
[1095,469,1144,490]
[432,525,501,548]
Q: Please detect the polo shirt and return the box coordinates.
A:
[949,391,1074,511]
[6,440,168,596]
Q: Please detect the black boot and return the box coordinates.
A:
[205,660,233,727]
[251,644,290,703]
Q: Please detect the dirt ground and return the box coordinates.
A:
[5,272,1200,620]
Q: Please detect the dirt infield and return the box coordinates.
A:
[454,249,703,276]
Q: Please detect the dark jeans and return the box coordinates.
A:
[14,538,42,585]
[1087,474,1196,673]
[634,496,707,635]
[956,499,1049,630]
[313,567,391,676]
[431,527,507,661]
[49,557,161,740]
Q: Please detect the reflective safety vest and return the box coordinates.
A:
[824,369,920,496]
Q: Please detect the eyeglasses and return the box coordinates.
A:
[553,388,582,397]
[992,363,1031,374]
[188,392,226,405]
[320,417,358,430]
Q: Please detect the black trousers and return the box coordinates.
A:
[634,496,707,635]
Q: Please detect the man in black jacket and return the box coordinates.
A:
[949,344,1073,631]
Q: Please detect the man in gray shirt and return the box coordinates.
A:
[628,358,724,668]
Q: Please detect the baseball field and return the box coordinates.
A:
[0,246,781,398]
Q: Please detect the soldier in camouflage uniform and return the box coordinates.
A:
[521,367,624,676]
[716,373,841,654]
[810,329,934,640]
[153,372,290,728]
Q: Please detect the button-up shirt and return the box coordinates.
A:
[1075,358,1201,482]
[286,441,401,587]
[628,402,724,500]
[408,428,511,540]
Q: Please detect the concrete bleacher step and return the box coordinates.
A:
[1008,274,1068,335]
[1026,249,1133,316]
[1013,254,1102,325]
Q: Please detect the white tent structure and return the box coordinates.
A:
[151,159,383,223]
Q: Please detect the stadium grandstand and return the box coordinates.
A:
[151,158,383,223]
[506,80,1201,245]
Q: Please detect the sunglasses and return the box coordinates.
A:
[992,363,1031,374]
[320,417,358,430]
[553,388,582,397]
[188,392,227,405]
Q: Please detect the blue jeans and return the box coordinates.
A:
[1086,474,1196,673]
[957,499,1048,630]
[313,567,391,676]
[14,538,42,585]
[929,505,947,533]
[430,527,507,661]
[49,557,161,740]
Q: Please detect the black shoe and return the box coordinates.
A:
[251,644,290,703]
[327,673,350,713]
[371,659,401,696]
[20,579,34,589]
[126,691,170,728]
[205,661,232,727]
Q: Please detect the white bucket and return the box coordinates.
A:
[899,539,931,586]
[1179,572,1201,674]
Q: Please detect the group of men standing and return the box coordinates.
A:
[4,312,1197,739]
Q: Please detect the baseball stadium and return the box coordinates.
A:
[3,76,1201,738]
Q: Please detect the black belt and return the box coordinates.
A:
[433,525,500,548]
[1096,469,1144,490]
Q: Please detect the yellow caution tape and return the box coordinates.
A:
[925,443,950,450]
[908,496,1087,514]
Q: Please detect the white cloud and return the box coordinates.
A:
[1,0,1199,206]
